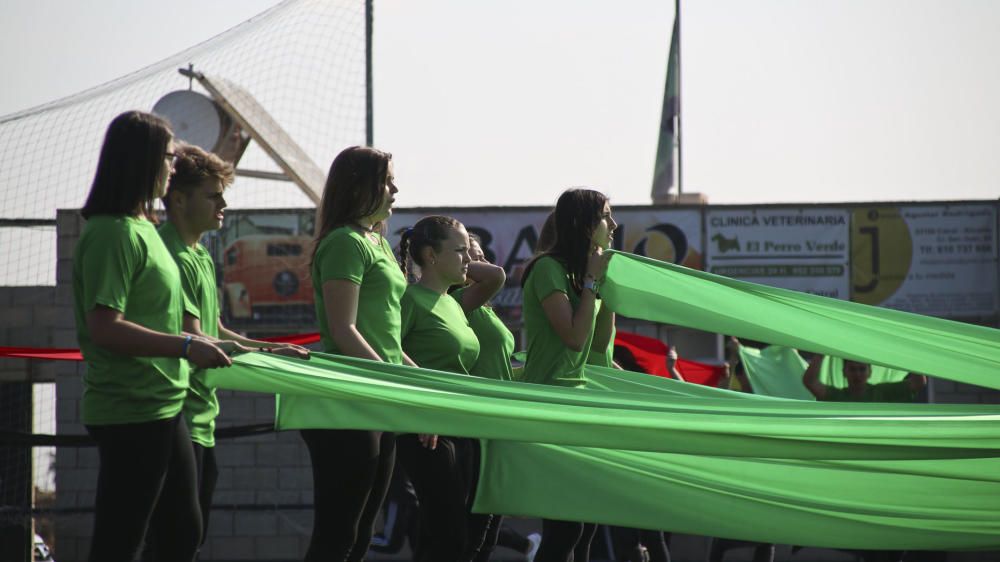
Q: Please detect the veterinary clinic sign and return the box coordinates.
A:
[851,204,997,317]
[706,208,850,298]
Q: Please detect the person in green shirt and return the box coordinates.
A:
[802,355,927,403]
[452,234,513,381]
[396,216,504,562]
[275,146,409,562]
[158,143,309,554]
[73,111,232,562]
[520,188,615,562]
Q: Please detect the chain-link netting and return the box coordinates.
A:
[0,0,367,286]
[0,1,368,557]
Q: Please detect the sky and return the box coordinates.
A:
[1,0,998,206]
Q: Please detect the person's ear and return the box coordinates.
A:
[420,244,437,266]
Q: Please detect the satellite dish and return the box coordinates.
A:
[153,90,225,152]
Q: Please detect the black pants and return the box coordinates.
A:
[536,519,597,562]
[473,514,503,562]
[397,435,491,562]
[611,527,671,562]
[301,429,396,562]
[192,443,218,546]
[709,538,775,562]
[87,414,201,562]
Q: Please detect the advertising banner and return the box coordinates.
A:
[388,207,703,321]
[851,204,997,317]
[705,208,850,298]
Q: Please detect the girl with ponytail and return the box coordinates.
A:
[396,216,505,562]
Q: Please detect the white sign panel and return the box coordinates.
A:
[706,208,850,298]
[851,204,997,317]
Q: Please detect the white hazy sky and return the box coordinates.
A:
[1,0,998,206]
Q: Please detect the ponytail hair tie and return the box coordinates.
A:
[404,227,414,236]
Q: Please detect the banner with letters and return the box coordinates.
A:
[388,207,703,322]
[850,204,997,317]
[705,208,850,299]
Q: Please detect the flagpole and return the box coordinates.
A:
[676,0,683,194]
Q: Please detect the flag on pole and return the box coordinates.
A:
[651,15,680,201]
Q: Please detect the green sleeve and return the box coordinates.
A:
[79,222,144,313]
[531,257,569,302]
[317,232,370,285]
[176,256,203,318]
[400,289,417,340]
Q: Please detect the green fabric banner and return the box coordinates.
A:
[738,346,910,400]
[207,352,1000,548]
[203,252,1000,549]
[601,252,1000,390]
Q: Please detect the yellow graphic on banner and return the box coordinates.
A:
[627,223,703,270]
[851,207,913,305]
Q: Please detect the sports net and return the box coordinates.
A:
[0,0,368,558]
[0,0,368,286]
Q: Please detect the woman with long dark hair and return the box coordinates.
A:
[73,110,231,561]
[520,188,617,562]
[276,145,405,562]
[396,216,504,562]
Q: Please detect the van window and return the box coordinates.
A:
[267,244,303,257]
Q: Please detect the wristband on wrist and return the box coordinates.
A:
[583,278,599,293]
[181,335,193,359]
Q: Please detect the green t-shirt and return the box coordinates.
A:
[521,256,597,387]
[586,321,614,368]
[160,222,220,447]
[73,215,189,425]
[402,284,480,375]
[824,380,919,403]
[451,287,514,381]
[276,226,406,429]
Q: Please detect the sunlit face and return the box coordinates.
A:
[590,200,618,250]
[180,178,228,235]
[154,140,176,199]
[843,361,872,388]
[367,161,397,224]
[469,239,486,263]
[427,225,471,285]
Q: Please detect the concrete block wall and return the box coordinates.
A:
[0,286,58,382]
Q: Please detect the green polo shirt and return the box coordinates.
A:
[402,284,480,375]
[824,381,919,403]
[73,215,188,425]
[451,287,515,381]
[276,226,406,429]
[160,221,220,447]
[521,256,597,387]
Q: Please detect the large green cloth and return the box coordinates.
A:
[206,352,1000,549]
[206,251,1000,549]
[602,252,1000,390]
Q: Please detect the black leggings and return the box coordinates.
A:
[397,435,491,562]
[611,527,671,562]
[192,443,219,545]
[536,519,597,562]
[301,429,396,562]
[86,414,201,562]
